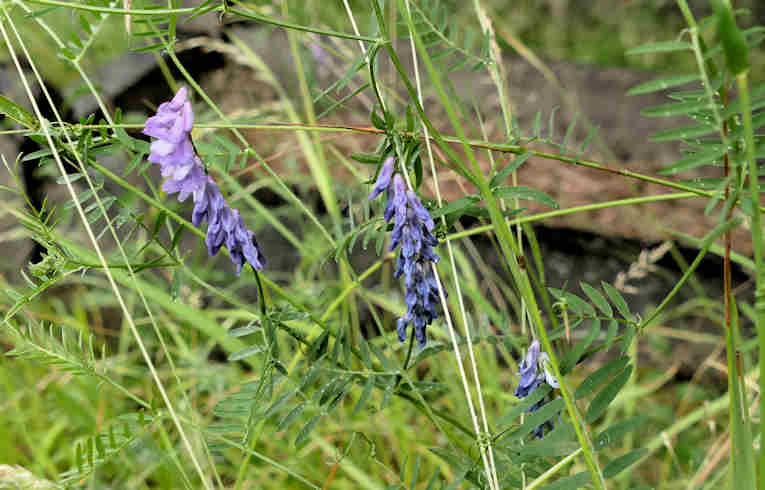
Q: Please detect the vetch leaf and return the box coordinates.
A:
[497,384,552,429]
[429,196,480,220]
[512,397,564,441]
[489,152,532,188]
[295,414,323,447]
[575,356,630,399]
[278,403,305,431]
[563,318,600,372]
[641,99,714,118]
[549,288,595,317]
[627,41,693,55]
[352,376,375,417]
[307,331,329,360]
[0,95,37,129]
[367,341,393,370]
[604,318,618,351]
[621,324,637,354]
[603,448,648,478]
[494,186,558,209]
[517,423,578,457]
[601,281,632,321]
[227,345,266,361]
[538,472,590,490]
[358,336,372,369]
[659,147,726,174]
[651,124,717,142]
[229,324,258,337]
[351,153,381,165]
[264,389,297,419]
[594,415,649,451]
[580,282,612,316]
[586,364,633,423]
[716,3,749,75]
[627,74,701,95]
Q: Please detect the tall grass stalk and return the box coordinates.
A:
[345,1,500,486]
[406,0,504,489]
[401,1,499,487]
[737,71,765,487]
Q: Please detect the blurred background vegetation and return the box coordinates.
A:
[4,0,764,91]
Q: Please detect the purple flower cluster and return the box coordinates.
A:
[369,157,441,347]
[143,87,266,274]
[514,340,559,438]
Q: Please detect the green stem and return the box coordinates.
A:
[639,217,739,330]
[25,0,196,14]
[447,192,699,240]
[226,7,378,42]
[676,0,729,148]
[737,72,765,487]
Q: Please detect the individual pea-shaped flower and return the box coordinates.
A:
[161,156,207,203]
[142,87,266,274]
[368,156,395,201]
[515,339,543,398]
[514,340,559,438]
[143,87,194,169]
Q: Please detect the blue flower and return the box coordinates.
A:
[368,156,395,201]
[515,340,542,398]
[369,160,442,347]
[143,87,266,274]
[514,340,559,438]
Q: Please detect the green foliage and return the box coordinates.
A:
[0,0,762,488]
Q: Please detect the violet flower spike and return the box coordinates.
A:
[142,87,266,274]
[368,161,442,347]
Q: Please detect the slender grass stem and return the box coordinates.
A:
[406,1,499,487]
[639,218,739,330]
[526,448,582,490]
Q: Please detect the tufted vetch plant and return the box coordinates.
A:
[0,1,763,489]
